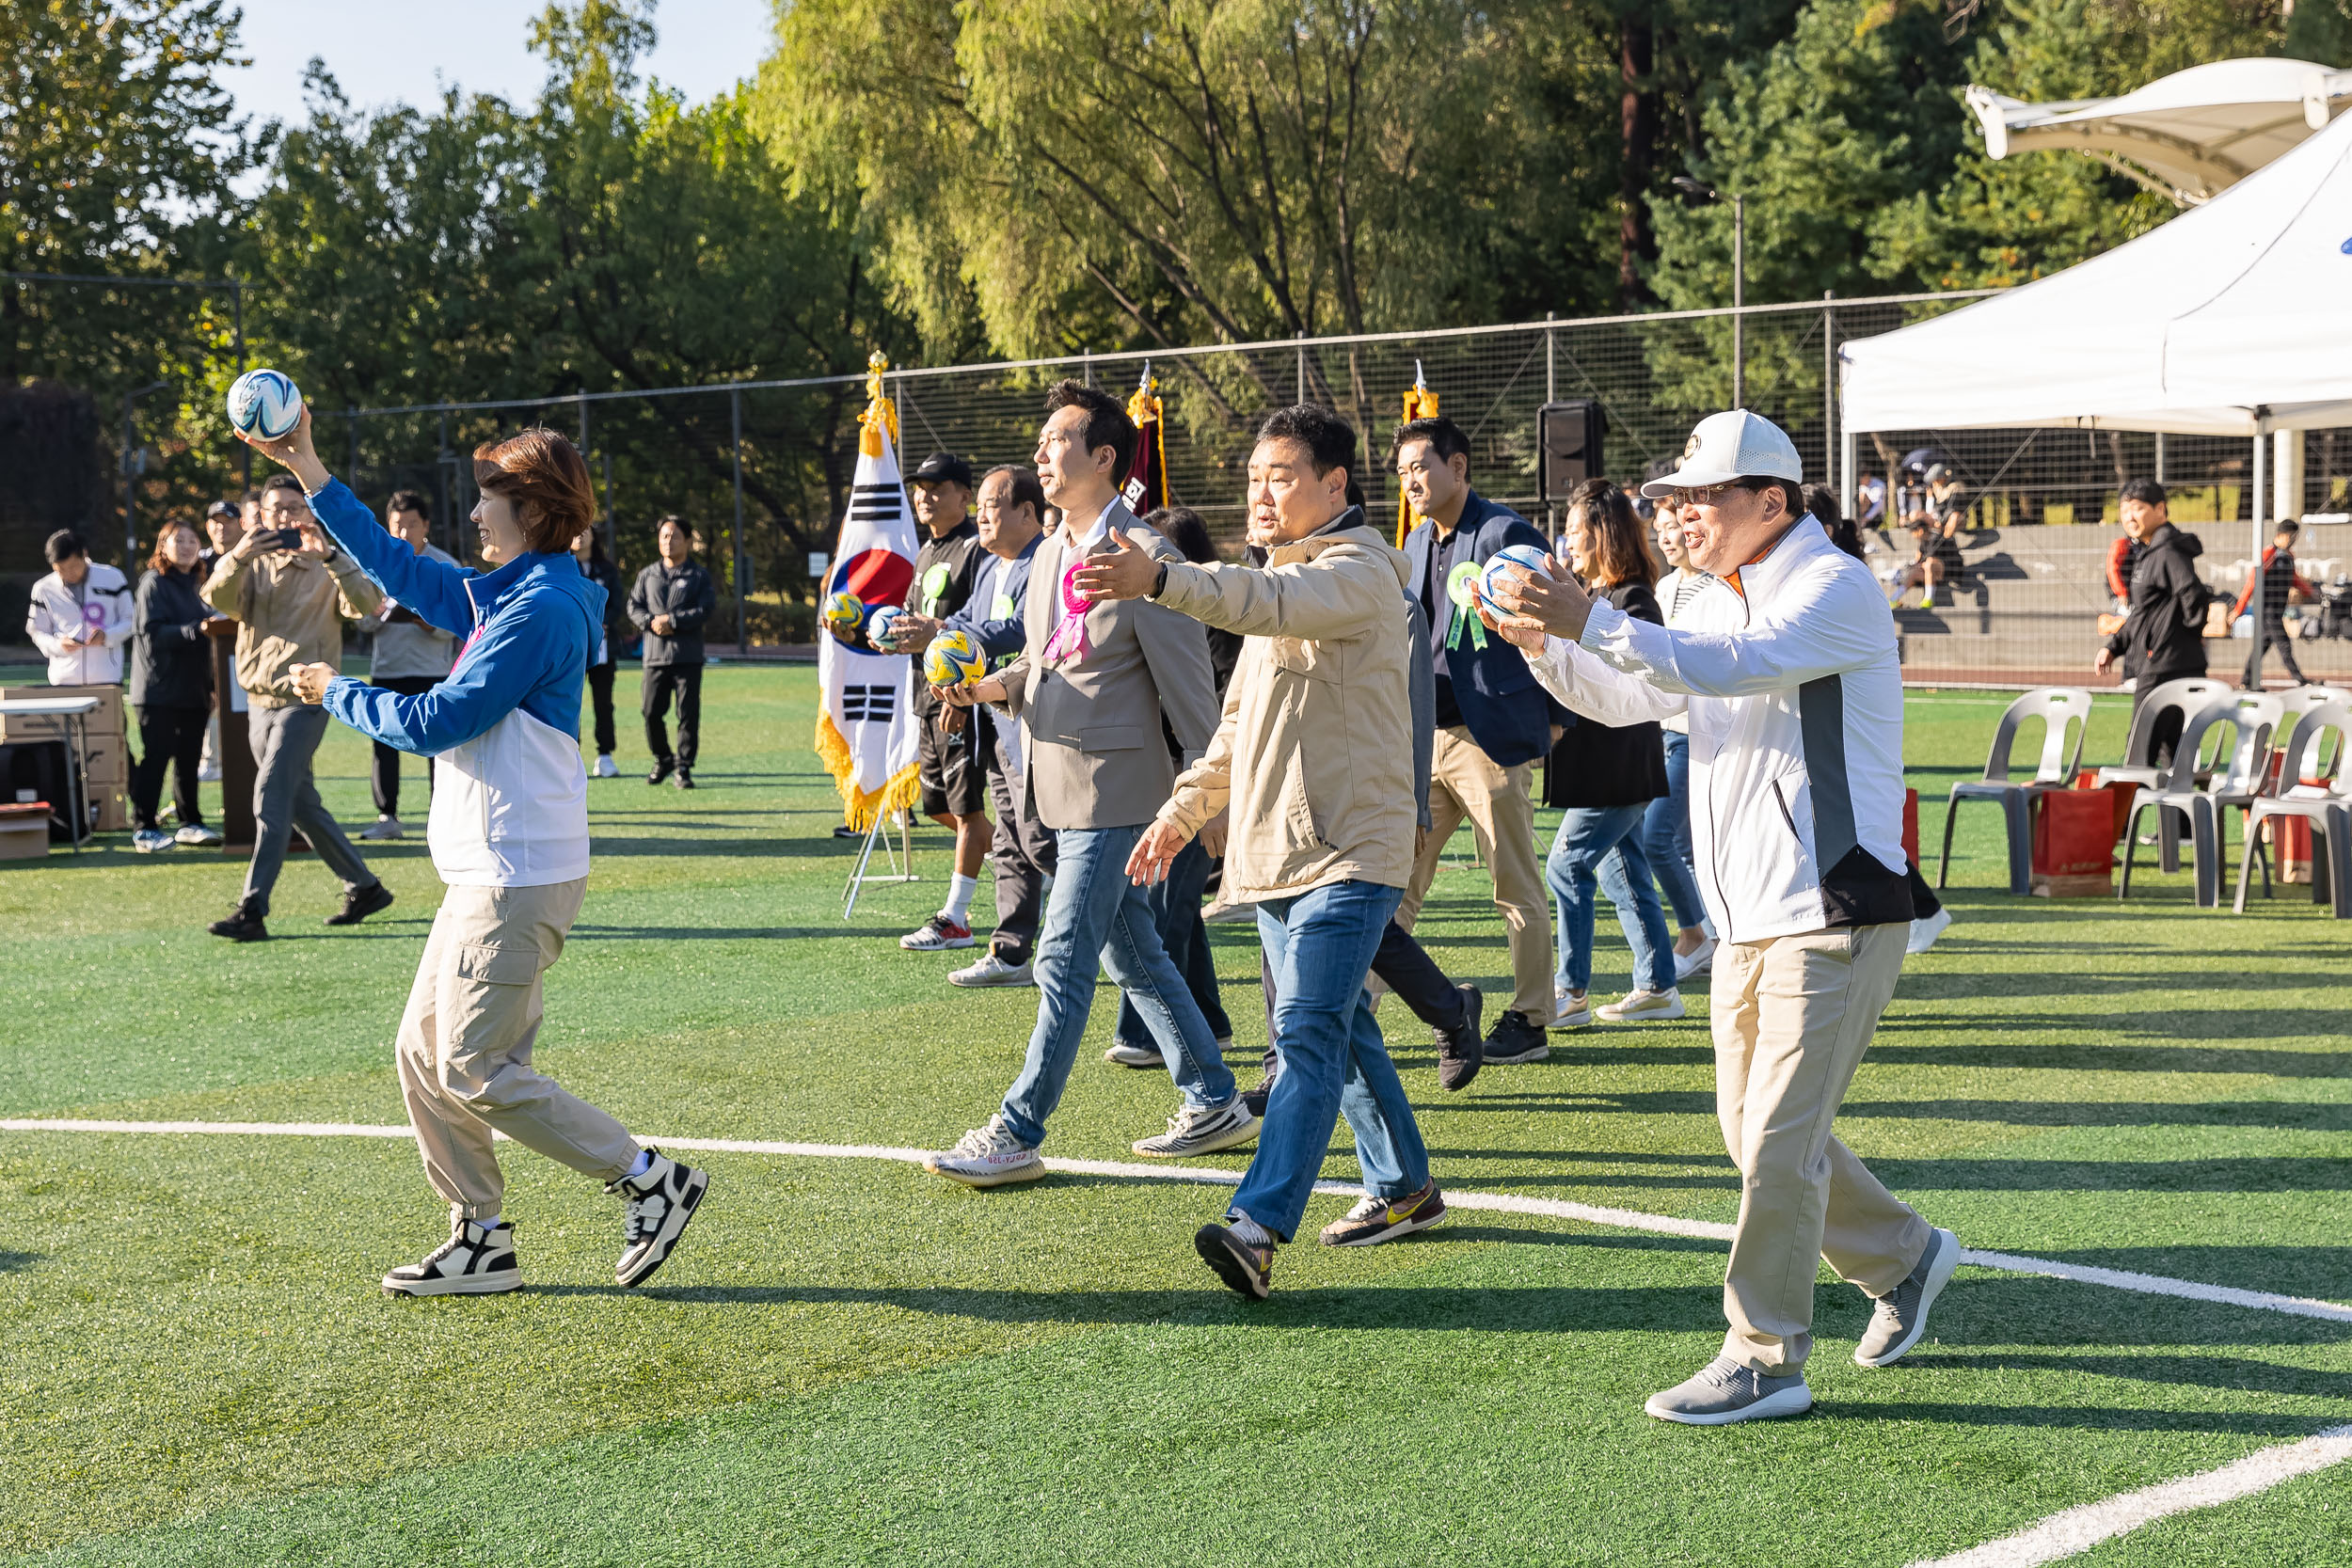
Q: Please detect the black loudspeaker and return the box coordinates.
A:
[0,741,87,844]
[1537,401,1606,501]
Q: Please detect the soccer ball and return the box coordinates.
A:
[822,590,867,638]
[226,369,303,441]
[867,604,905,650]
[923,627,986,689]
[1477,543,1554,613]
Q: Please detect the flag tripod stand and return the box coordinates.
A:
[843,808,917,919]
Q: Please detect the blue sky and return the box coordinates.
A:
[223,0,776,129]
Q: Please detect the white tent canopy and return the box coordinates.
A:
[1839,102,2352,439]
[1968,56,2352,205]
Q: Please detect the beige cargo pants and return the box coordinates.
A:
[1711,922,1930,1373]
[396,878,640,1218]
[1392,726,1555,1022]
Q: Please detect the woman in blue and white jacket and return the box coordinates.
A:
[236,405,709,1300]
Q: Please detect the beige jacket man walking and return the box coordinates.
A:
[1486,409,1958,1427]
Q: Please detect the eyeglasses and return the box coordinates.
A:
[1668,481,1740,507]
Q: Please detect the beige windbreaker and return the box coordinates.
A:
[1152,517,1417,900]
[201,546,384,708]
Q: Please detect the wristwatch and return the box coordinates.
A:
[1151,562,1168,599]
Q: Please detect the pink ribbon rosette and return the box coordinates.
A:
[1040,553,1092,668]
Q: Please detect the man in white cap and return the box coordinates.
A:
[1483,409,1957,1426]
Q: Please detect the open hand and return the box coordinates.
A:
[1073,528,1160,602]
[1476,603,1549,655]
[1125,818,1195,885]
[1487,558,1594,641]
[231,403,331,493]
[2094,648,2113,674]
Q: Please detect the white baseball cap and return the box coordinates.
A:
[1640,409,1804,498]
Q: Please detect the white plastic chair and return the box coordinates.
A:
[2234,701,2352,918]
[2119,694,2281,908]
[1936,687,2092,895]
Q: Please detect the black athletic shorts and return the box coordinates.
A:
[918,705,988,816]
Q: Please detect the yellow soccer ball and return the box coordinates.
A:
[924,627,986,688]
[822,590,866,637]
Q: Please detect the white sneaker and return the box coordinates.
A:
[900,913,976,950]
[1907,906,1953,955]
[594,752,619,778]
[1131,1097,1259,1158]
[1597,987,1685,1023]
[174,823,223,847]
[1200,896,1256,924]
[1552,989,1593,1030]
[949,952,1034,988]
[358,816,405,841]
[1103,1041,1163,1069]
[382,1216,521,1297]
[132,828,174,853]
[923,1115,1046,1187]
[196,762,221,783]
[1673,938,1717,982]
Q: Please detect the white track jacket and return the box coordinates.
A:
[1523,517,1913,944]
[26,564,135,687]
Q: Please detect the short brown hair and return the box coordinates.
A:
[473,428,595,554]
[148,518,201,575]
[1565,478,1656,588]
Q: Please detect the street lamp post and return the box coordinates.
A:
[121,380,170,561]
[1671,178,1745,407]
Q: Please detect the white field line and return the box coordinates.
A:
[1907,1424,2352,1568]
[5,1118,2350,1323]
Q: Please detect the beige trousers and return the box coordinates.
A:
[1712,922,1929,1374]
[396,878,640,1218]
[1393,726,1553,1020]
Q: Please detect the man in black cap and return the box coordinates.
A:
[884,453,994,951]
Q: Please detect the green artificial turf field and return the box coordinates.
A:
[2,666,2346,1566]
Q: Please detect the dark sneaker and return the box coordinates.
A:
[382,1216,520,1297]
[1240,1076,1277,1118]
[606,1149,709,1288]
[674,767,695,790]
[1483,1008,1549,1065]
[646,757,675,785]
[1437,984,1485,1091]
[208,907,270,942]
[1854,1227,1961,1367]
[1645,1356,1813,1425]
[1319,1180,1448,1246]
[326,881,395,927]
[1195,1222,1274,1299]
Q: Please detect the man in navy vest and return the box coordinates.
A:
[1391,417,1565,1065]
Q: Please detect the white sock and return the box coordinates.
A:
[625,1148,653,1180]
[1228,1212,1275,1246]
[942,873,980,924]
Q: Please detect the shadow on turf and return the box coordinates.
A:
[0,1250,40,1274]
[1915,1352,2352,1400]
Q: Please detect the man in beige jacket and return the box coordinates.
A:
[1082,404,1439,1299]
[200,471,391,941]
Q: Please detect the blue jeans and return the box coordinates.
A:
[1645,730,1708,930]
[1547,804,1676,994]
[1230,880,1426,1242]
[999,824,1235,1148]
[1113,840,1232,1049]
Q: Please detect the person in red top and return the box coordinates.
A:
[2233,519,2315,689]
[2105,532,2141,605]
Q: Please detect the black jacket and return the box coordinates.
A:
[903,520,987,714]
[628,560,717,666]
[129,565,215,711]
[2105,523,2209,681]
[583,553,627,664]
[1542,579,1669,810]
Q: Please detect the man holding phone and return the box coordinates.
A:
[356,491,458,839]
[199,471,393,942]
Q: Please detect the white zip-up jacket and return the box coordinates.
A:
[26,564,135,686]
[1523,517,1913,943]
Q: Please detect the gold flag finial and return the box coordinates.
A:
[1396,362,1441,545]
[860,350,898,454]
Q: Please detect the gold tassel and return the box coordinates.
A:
[857,349,899,459]
[1395,362,1439,546]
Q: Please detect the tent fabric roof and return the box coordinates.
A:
[1839,103,2352,437]
[1968,56,2352,203]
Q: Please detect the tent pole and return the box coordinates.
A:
[2250,429,2266,690]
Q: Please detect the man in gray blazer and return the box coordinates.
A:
[924,381,1255,1186]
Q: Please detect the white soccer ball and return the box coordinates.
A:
[1477,543,1554,611]
[227,369,304,441]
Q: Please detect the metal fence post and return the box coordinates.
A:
[2251,427,2267,686]
[1296,332,1307,403]
[602,451,615,558]
[346,405,359,493]
[436,409,453,557]
[731,386,747,652]
[1732,195,1746,408]
[1821,292,1835,493]
[1545,310,1557,528]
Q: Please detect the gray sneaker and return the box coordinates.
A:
[1645,1356,1813,1425]
[1854,1227,1961,1367]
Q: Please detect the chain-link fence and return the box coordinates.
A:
[332,292,2352,684]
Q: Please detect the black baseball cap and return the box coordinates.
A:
[205,499,238,519]
[910,452,973,487]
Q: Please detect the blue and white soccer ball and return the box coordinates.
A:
[867,604,906,651]
[1477,543,1553,613]
[226,369,304,441]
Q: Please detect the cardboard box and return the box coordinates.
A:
[0,802,46,860]
[0,684,124,741]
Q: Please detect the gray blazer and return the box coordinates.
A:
[994,504,1220,832]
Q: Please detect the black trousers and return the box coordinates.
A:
[1257,917,1467,1077]
[2242,613,2307,689]
[370,674,441,817]
[584,659,617,755]
[643,661,703,767]
[130,705,208,831]
[983,728,1056,962]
